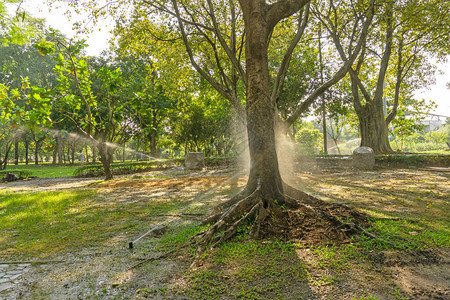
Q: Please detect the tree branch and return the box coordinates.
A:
[266,0,310,30]
[206,0,247,86]
[170,0,246,120]
[271,4,310,103]
[286,0,375,125]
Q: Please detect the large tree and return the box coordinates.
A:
[57,0,375,261]
[147,0,373,259]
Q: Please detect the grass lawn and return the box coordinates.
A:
[0,168,448,299]
[0,186,191,258]
[3,164,82,178]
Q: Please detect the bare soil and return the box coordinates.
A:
[0,167,448,299]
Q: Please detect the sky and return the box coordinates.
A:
[12,1,450,118]
[20,0,113,56]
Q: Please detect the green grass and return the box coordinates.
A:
[0,188,188,257]
[4,163,80,178]
[0,189,97,256]
[310,243,361,270]
[181,237,309,299]
[358,217,450,251]
[420,150,449,154]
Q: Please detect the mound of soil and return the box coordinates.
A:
[261,202,369,245]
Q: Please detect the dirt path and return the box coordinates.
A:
[0,167,448,299]
[0,177,100,192]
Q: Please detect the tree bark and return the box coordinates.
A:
[0,141,13,170]
[25,139,29,165]
[348,1,394,154]
[150,111,158,157]
[14,137,19,165]
[34,143,39,165]
[240,0,297,205]
[57,134,63,164]
[69,144,75,164]
[357,102,393,153]
[97,139,114,180]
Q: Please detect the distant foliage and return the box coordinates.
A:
[295,126,323,155]
[73,160,183,177]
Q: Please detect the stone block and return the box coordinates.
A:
[185,152,205,170]
[0,282,13,292]
[352,146,375,170]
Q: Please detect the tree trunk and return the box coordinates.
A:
[85,145,89,163]
[240,0,286,206]
[34,143,39,165]
[97,141,114,180]
[150,111,158,157]
[25,139,29,165]
[57,135,63,164]
[14,137,19,165]
[71,146,75,164]
[91,145,97,163]
[355,96,393,154]
[351,1,394,154]
[169,1,377,267]
[0,141,13,170]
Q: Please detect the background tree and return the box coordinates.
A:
[325,0,449,153]
[35,38,133,179]
[171,83,234,156]
[0,0,36,45]
[113,20,195,157]
[295,122,323,155]
[390,98,434,151]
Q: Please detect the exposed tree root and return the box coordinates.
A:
[192,183,386,268]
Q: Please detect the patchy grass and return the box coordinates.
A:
[0,189,97,257]
[359,217,450,251]
[0,168,448,299]
[295,169,450,251]
[0,187,188,258]
[180,237,310,299]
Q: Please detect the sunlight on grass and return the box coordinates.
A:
[4,164,80,178]
[0,186,196,258]
[0,190,97,256]
[359,217,450,251]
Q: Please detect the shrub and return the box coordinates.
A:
[73,159,183,177]
[295,128,323,155]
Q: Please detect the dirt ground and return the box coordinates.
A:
[0,166,448,299]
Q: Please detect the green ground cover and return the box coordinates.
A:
[0,168,448,299]
[3,164,80,178]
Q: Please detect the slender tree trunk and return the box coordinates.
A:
[97,141,114,180]
[25,140,29,165]
[319,26,327,154]
[150,111,158,157]
[34,143,39,165]
[70,145,74,164]
[14,137,19,165]
[57,135,63,164]
[0,141,13,170]
[91,145,97,163]
[85,145,89,163]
